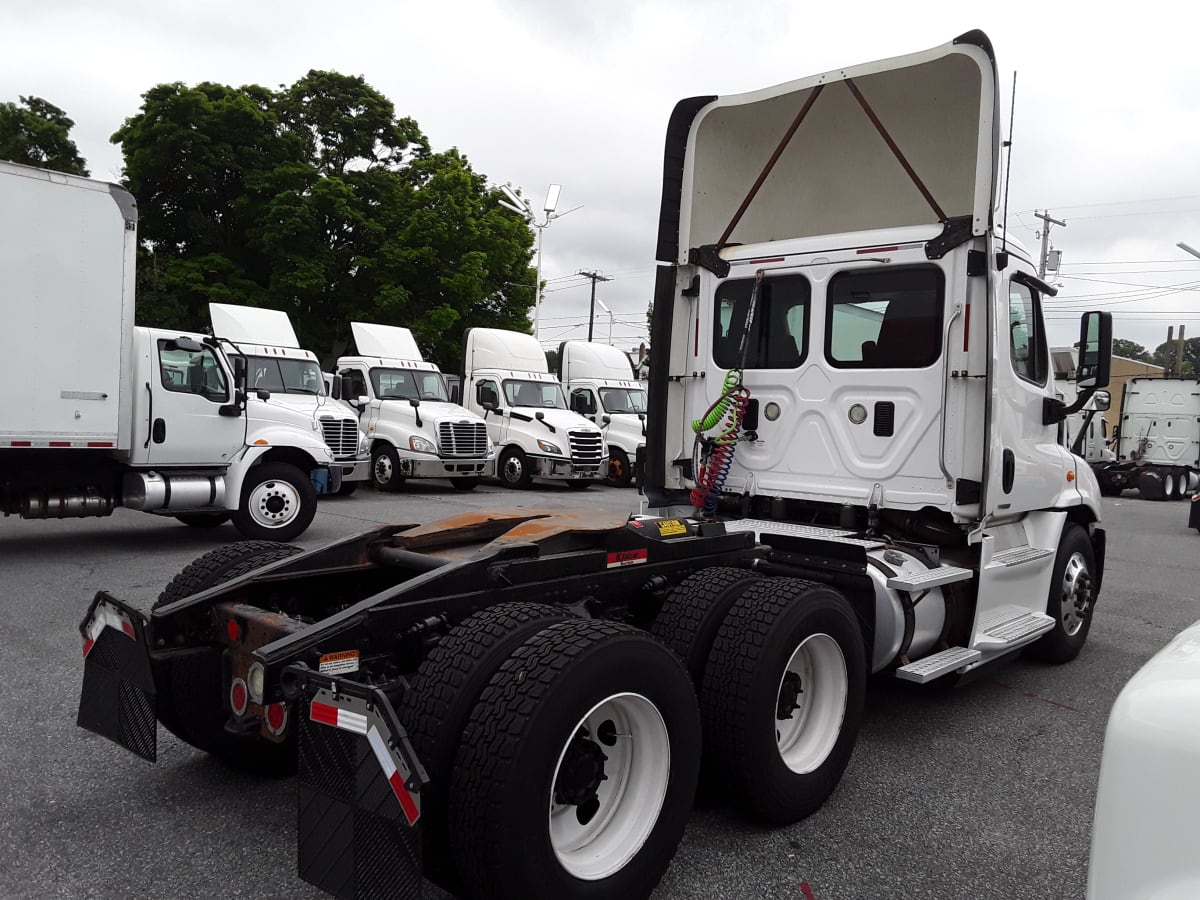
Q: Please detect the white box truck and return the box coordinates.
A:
[0,161,338,541]
[75,31,1118,900]
[463,327,605,488]
[559,340,646,487]
[335,322,495,491]
[209,303,369,495]
[1091,376,1200,499]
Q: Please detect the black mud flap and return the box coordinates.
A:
[77,592,157,762]
[290,666,427,900]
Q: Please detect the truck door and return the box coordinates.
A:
[980,275,1070,517]
[144,337,244,466]
[474,377,507,444]
[339,366,373,431]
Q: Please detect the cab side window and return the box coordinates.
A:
[1009,281,1048,385]
[340,369,368,399]
[476,379,500,407]
[158,341,228,402]
[570,388,597,416]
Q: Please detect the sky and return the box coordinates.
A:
[5,0,1200,357]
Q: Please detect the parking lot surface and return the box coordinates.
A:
[1,484,1194,900]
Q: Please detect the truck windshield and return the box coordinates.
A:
[503,379,566,409]
[598,387,647,414]
[371,368,449,401]
[248,356,325,395]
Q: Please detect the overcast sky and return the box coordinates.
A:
[6,1,1200,355]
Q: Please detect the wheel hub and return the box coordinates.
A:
[776,671,804,719]
[553,733,608,806]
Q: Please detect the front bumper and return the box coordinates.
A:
[397,456,496,479]
[338,457,371,484]
[532,456,604,480]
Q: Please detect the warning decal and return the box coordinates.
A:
[655,519,687,536]
[606,549,649,568]
[318,649,361,675]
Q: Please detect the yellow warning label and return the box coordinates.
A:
[656,519,687,536]
[318,649,360,675]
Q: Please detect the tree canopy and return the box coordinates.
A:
[1152,337,1200,375]
[0,95,88,175]
[1111,338,1153,364]
[114,71,536,370]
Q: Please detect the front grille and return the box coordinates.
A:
[438,421,489,457]
[319,416,360,460]
[569,430,604,465]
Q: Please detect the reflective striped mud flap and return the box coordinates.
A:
[76,592,157,762]
[289,666,427,900]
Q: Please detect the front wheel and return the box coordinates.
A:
[606,447,633,488]
[701,577,866,825]
[371,445,405,492]
[1026,524,1097,663]
[498,446,533,489]
[448,620,700,900]
[231,462,317,542]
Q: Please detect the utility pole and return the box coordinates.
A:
[578,270,612,341]
[1034,209,1066,278]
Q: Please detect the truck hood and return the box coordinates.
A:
[247,396,355,433]
[602,413,647,446]
[379,399,488,429]
[508,406,602,436]
[658,30,999,265]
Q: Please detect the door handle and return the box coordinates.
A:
[1002,448,1015,494]
[152,418,166,444]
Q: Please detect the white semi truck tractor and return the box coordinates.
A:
[76,30,1114,900]
[0,161,338,541]
[559,339,646,487]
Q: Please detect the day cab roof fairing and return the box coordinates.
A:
[210,303,301,349]
[655,30,1000,270]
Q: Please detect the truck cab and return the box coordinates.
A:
[210,303,370,495]
[645,29,1112,681]
[463,328,606,489]
[559,340,646,487]
[337,322,496,492]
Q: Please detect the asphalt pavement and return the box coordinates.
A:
[0,484,1194,900]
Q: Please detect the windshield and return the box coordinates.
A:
[371,367,449,401]
[248,355,325,395]
[598,387,647,414]
[503,379,566,409]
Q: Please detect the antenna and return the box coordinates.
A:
[1000,72,1017,256]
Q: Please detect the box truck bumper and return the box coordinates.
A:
[397,456,496,479]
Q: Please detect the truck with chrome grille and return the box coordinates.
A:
[336,322,496,492]
[463,327,606,489]
[210,304,370,496]
[77,30,1115,900]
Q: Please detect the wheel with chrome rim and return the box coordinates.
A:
[498,445,533,489]
[1027,523,1097,662]
[700,577,865,825]
[231,462,316,542]
[371,445,404,492]
[448,619,699,900]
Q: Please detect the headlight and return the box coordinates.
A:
[358,431,369,453]
[409,435,437,454]
[537,439,562,455]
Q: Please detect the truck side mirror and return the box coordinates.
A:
[1076,311,1112,389]
[232,355,247,386]
[356,395,370,407]
[1091,390,1111,412]
[338,375,354,400]
[450,385,461,404]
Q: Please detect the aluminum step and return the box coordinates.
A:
[975,607,1055,649]
[723,518,886,549]
[990,546,1054,567]
[895,647,982,683]
[886,565,973,592]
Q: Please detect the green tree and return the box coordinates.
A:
[1111,338,1152,363]
[114,73,535,369]
[1152,337,1200,375]
[0,96,88,175]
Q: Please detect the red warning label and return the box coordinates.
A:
[606,548,648,568]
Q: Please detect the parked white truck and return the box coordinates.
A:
[0,161,338,541]
[1091,376,1200,499]
[463,327,606,489]
[559,340,646,487]
[210,303,369,495]
[336,322,495,491]
[75,31,1116,900]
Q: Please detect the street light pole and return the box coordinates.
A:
[596,298,614,345]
